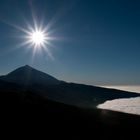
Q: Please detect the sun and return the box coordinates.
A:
[5,17,60,60]
[31,30,45,46]
[2,7,63,60]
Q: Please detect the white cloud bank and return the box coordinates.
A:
[98,97,140,115]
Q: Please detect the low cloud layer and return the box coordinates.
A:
[98,97,140,115]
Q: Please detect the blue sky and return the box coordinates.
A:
[0,0,140,85]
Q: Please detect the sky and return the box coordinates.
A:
[0,0,140,86]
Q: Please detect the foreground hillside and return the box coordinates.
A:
[0,85,140,139]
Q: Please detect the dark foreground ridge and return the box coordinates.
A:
[0,87,140,139]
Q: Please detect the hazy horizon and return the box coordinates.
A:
[101,85,140,93]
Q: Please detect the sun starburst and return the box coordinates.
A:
[31,30,45,45]
[26,27,48,48]
[1,6,63,61]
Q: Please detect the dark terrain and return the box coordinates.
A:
[0,65,140,139]
[0,65,139,107]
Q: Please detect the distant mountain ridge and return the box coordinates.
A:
[0,65,139,108]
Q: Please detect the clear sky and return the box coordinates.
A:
[0,0,140,86]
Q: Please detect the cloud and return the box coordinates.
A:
[98,97,140,115]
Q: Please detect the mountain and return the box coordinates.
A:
[0,65,60,86]
[0,65,139,108]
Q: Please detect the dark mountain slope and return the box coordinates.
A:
[0,85,139,139]
[0,65,60,85]
[0,65,139,108]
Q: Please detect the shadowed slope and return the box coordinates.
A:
[0,86,139,139]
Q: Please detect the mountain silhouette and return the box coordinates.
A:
[0,65,60,86]
[0,65,139,107]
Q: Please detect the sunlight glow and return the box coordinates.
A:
[25,26,49,48]
[31,31,45,46]
[14,23,57,62]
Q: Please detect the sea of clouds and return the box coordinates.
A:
[98,86,140,115]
